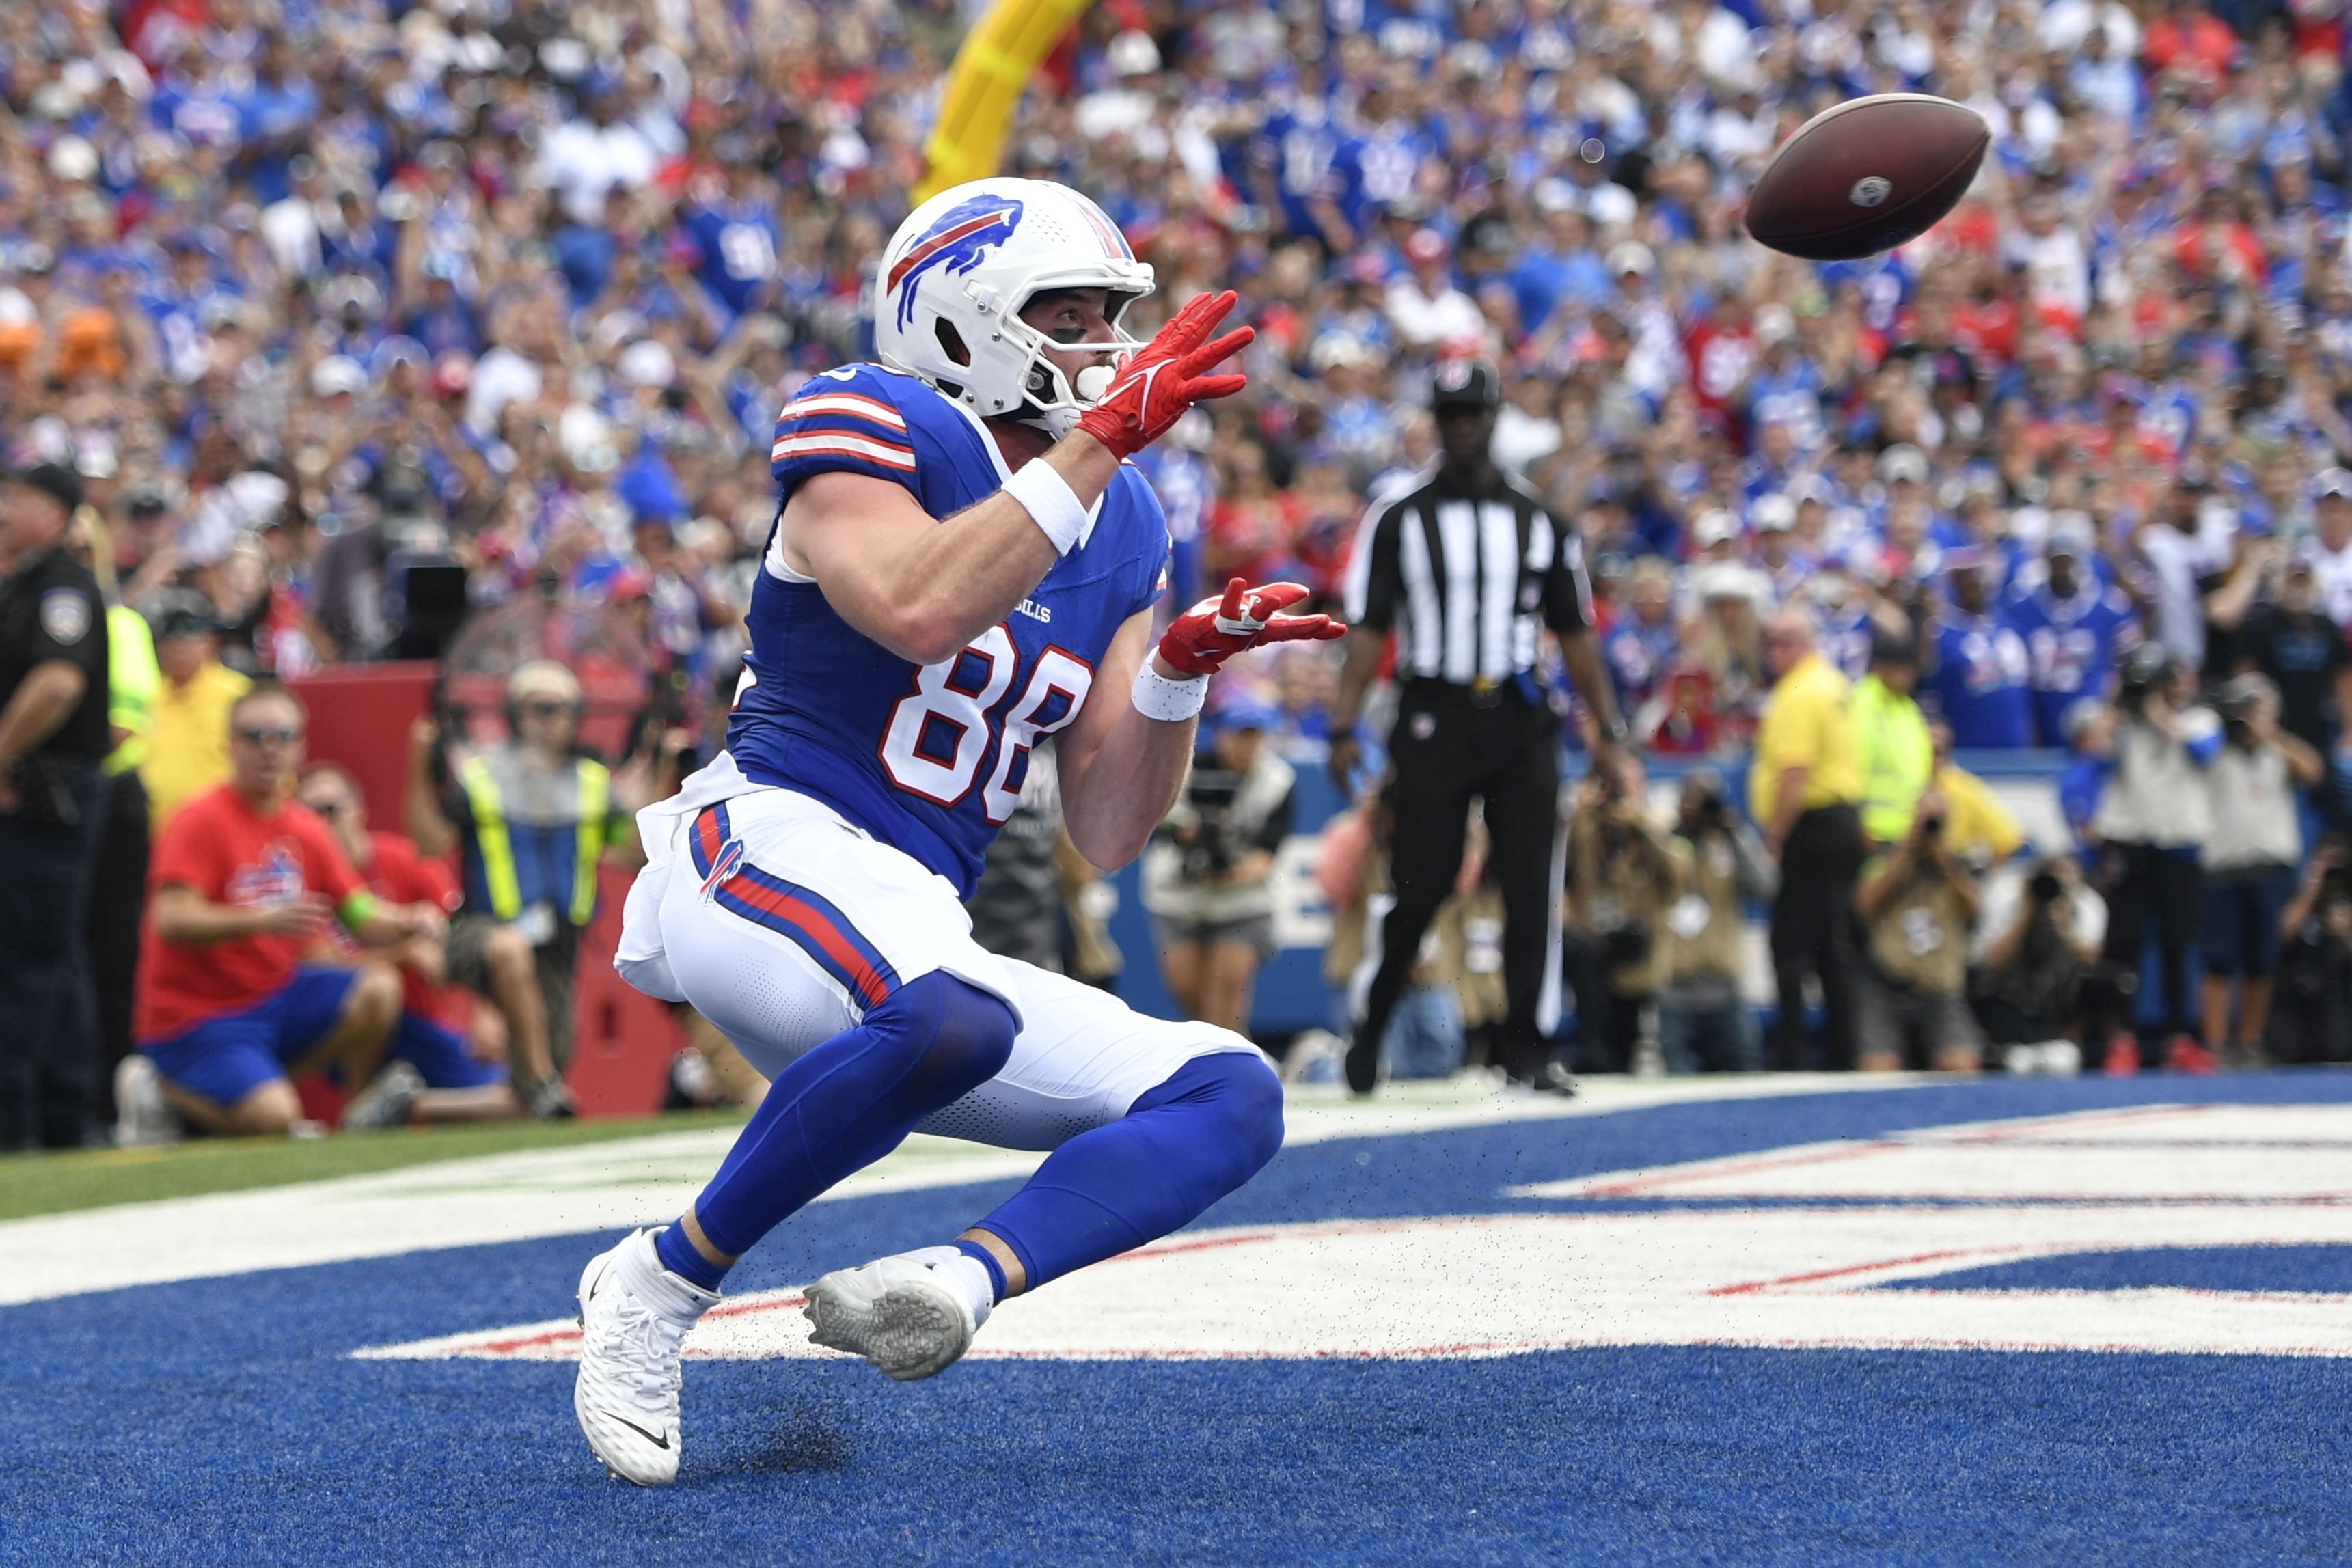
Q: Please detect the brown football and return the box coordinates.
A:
[1743,94,1991,262]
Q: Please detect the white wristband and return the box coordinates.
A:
[1132,663,1207,723]
[1004,459,1094,556]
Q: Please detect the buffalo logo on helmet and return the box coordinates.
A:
[886,194,1027,329]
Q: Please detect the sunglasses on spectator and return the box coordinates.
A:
[304,797,348,818]
[234,726,303,745]
[517,700,574,717]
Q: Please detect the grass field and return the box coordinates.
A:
[0,1108,752,1222]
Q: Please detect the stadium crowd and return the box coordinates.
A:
[8,0,2352,1150]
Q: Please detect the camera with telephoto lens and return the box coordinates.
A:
[2217,676,2267,747]
[1179,767,1241,883]
[2115,641,2173,717]
[2029,870,2064,904]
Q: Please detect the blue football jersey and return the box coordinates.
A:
[1924,611,2034,749]
[729,363,1168,898]
[2004,581,2139,747]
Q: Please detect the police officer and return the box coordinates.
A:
[0,461,111,1149]
[1332,361,1627,1092]
[69,507,158,1133]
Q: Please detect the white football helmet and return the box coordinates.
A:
[873,178,1156,432]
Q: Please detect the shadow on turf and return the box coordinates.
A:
[700,1392,860,1477]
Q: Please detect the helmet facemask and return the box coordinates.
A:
[1009,287,1145,435]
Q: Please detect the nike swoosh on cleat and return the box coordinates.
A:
[612,1417,671,1450]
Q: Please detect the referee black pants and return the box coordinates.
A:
[1352,682,1559,1090]
[1768,803,1863,1071]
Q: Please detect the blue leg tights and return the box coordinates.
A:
[960,1052,1285,1295]
[657,972,1017,1287]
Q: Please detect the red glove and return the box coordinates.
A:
[1075,290,1254,460]
[1157,578,1346,677]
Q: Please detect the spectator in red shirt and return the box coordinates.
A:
[2142,0,2239,79]
[1203,439,1306,588]
[118,685,459,1139]
[295,762,522,1125]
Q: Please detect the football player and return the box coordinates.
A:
[573,179,1342,1484]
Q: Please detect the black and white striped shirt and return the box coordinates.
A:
[1341,471,1594,686]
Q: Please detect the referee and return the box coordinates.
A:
[0,461,111,1149]
[1332,361,1626,1094]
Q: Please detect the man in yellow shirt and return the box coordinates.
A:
[1753,609,1867,1070]
[139,592,249,828]
[1928,719,2025,866]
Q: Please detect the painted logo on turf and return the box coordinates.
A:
[886,195,1024,329]
[358,1103,2352,1365]
[1850,176,1893,208]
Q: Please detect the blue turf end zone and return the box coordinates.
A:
[8,1075,2352,1565]
[1879,1243,2352,1296]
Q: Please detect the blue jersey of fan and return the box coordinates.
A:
[729,363,1168,898]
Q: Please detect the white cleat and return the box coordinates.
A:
[803,1246,994,1382]
[573,1230,717,1485]
[112,1054,182,1147]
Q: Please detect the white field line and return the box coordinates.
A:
[360,1186,2352,1364]
[0,1074,1909,1307]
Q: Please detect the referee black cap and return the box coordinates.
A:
[1,460,82,515]
[1430,359,1501,411]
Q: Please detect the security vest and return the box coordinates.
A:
[1853,673,1932,844]
[104,603,159,776]
[455,746,612,931]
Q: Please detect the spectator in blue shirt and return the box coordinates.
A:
[399,258,482,361]
[2006,523,2141,747]
[230,42,318,208]
[1510,200,1609,335]
[1602,557,1680,715]
[681,166,782,322]
[2059,700,2115,872]
[1926,549,2035,748]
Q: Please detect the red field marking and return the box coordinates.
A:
[1708,1247,2014,1297]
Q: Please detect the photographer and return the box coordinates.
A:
[2267,844,2352,1064]
[1855,790,1984,1073]
[1971,856,2127,1075]
[2201,675,2321,1069]
[2094,643,2221,1073]
[1659,769,1775,1074]
[1563,752,1682,1073]
[1143,702,1296,1036]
